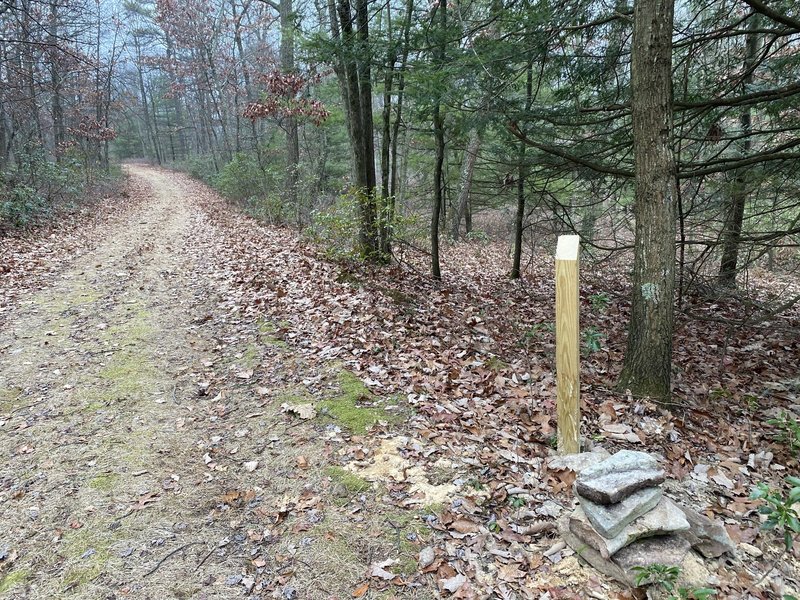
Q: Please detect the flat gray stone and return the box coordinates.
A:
[568,497,690,559]
[559,516,634,586]
[677,505,736,558]
[613,535,692,582]
[561,517,704,589]
[547,448,611,474]
[575,450,665,504]
[578,486,663,539]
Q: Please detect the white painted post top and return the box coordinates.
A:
[556,235,580,260]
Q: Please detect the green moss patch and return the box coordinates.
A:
[256,318,289,348]
[88,473,119,491]
[325,466,370,494]
[0,569,30,594]
[98,351,158,399]
[0,387,23,412]
[61,526,113,590]
[318,371,403,434]
[381,509,429,575]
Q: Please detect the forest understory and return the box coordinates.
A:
[0,166,799,599]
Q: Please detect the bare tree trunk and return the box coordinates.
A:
[430,0,446,280]
[336,0,380,259]
[280,0,301,220]
[511,144,526,279]
[135,39,159,163]
[718,16,758,287]
[617,0,678,400]
[389,0,413,203]
[511,57,534,279]
[379,2,395,255]
[451,127,481,240]
[48,0,64,157]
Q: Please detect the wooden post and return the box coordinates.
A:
[556,235,580,454]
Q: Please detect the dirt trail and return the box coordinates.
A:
[0,166,368,600]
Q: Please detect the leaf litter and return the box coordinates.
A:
[0,165,798,598]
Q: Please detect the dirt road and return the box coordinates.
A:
[0,166,420,599]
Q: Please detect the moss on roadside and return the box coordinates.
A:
[325,466,370,494]
[0,569,29,594]
[88,473,119,491]
[318,371,403,434]
[61,526,113,591]
[0,387,23,412]
[256,318,289,349]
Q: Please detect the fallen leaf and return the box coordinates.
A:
[369,558,397,580]
[441,573,467,593]
[281,403,316,419]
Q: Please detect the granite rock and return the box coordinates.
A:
[568,497,690,559]
[613,535,693,581]
[578,486,663,539]
[559,518,702,589]
[558,516,634,586]
[677,505,736,558]
[575,450,665,504]
[547,448,611,474]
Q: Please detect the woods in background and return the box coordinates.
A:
[1,0,799,399]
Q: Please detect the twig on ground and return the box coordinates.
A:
[196,544,217,569]
[144,542,200,578]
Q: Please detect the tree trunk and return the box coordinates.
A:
[279,0,301,220]
[389,0,413,213]
[135,40,159,164]
[511,57,534,279]
[718,17,758,286]
[379,2,395,255]
[336,0,380,260]
[451,127,481,241]
[511,144,526,279]
[48,1,64,157]
[617,0,678,400]
[430,0,446,280]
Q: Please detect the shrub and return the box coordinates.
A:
[242,194,290,225]
[0,183,47,227]
[767,411,800,456]
[632,564,716,599]
[308,191,360,261]
[185,155,216,183]
[213,152,273,201]
[750,476,800,551]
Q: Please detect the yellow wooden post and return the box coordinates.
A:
[555,235,580,454]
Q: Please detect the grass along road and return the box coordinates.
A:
[0,166,437,599]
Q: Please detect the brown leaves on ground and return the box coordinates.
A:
[188,184,799,596]
[3,168,798,597]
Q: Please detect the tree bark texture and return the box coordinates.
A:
[451,127,481,241]
[430,0,447,279]
[617,0,678,400]
[718,17,758,286]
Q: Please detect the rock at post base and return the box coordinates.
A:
[613,535,693,587]
[547,448,612,474]
[578,486,663,539]
[575,450,665,504]
[677,505,736,558]
[561,516,702,589]
[568,497,690,559]
[558,515,634,586]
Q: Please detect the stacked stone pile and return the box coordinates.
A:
[558,450,736,587]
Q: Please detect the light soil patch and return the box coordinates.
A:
[0,165,437,600]
[344,437,458,506]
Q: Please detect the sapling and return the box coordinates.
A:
[631,563,716,599]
